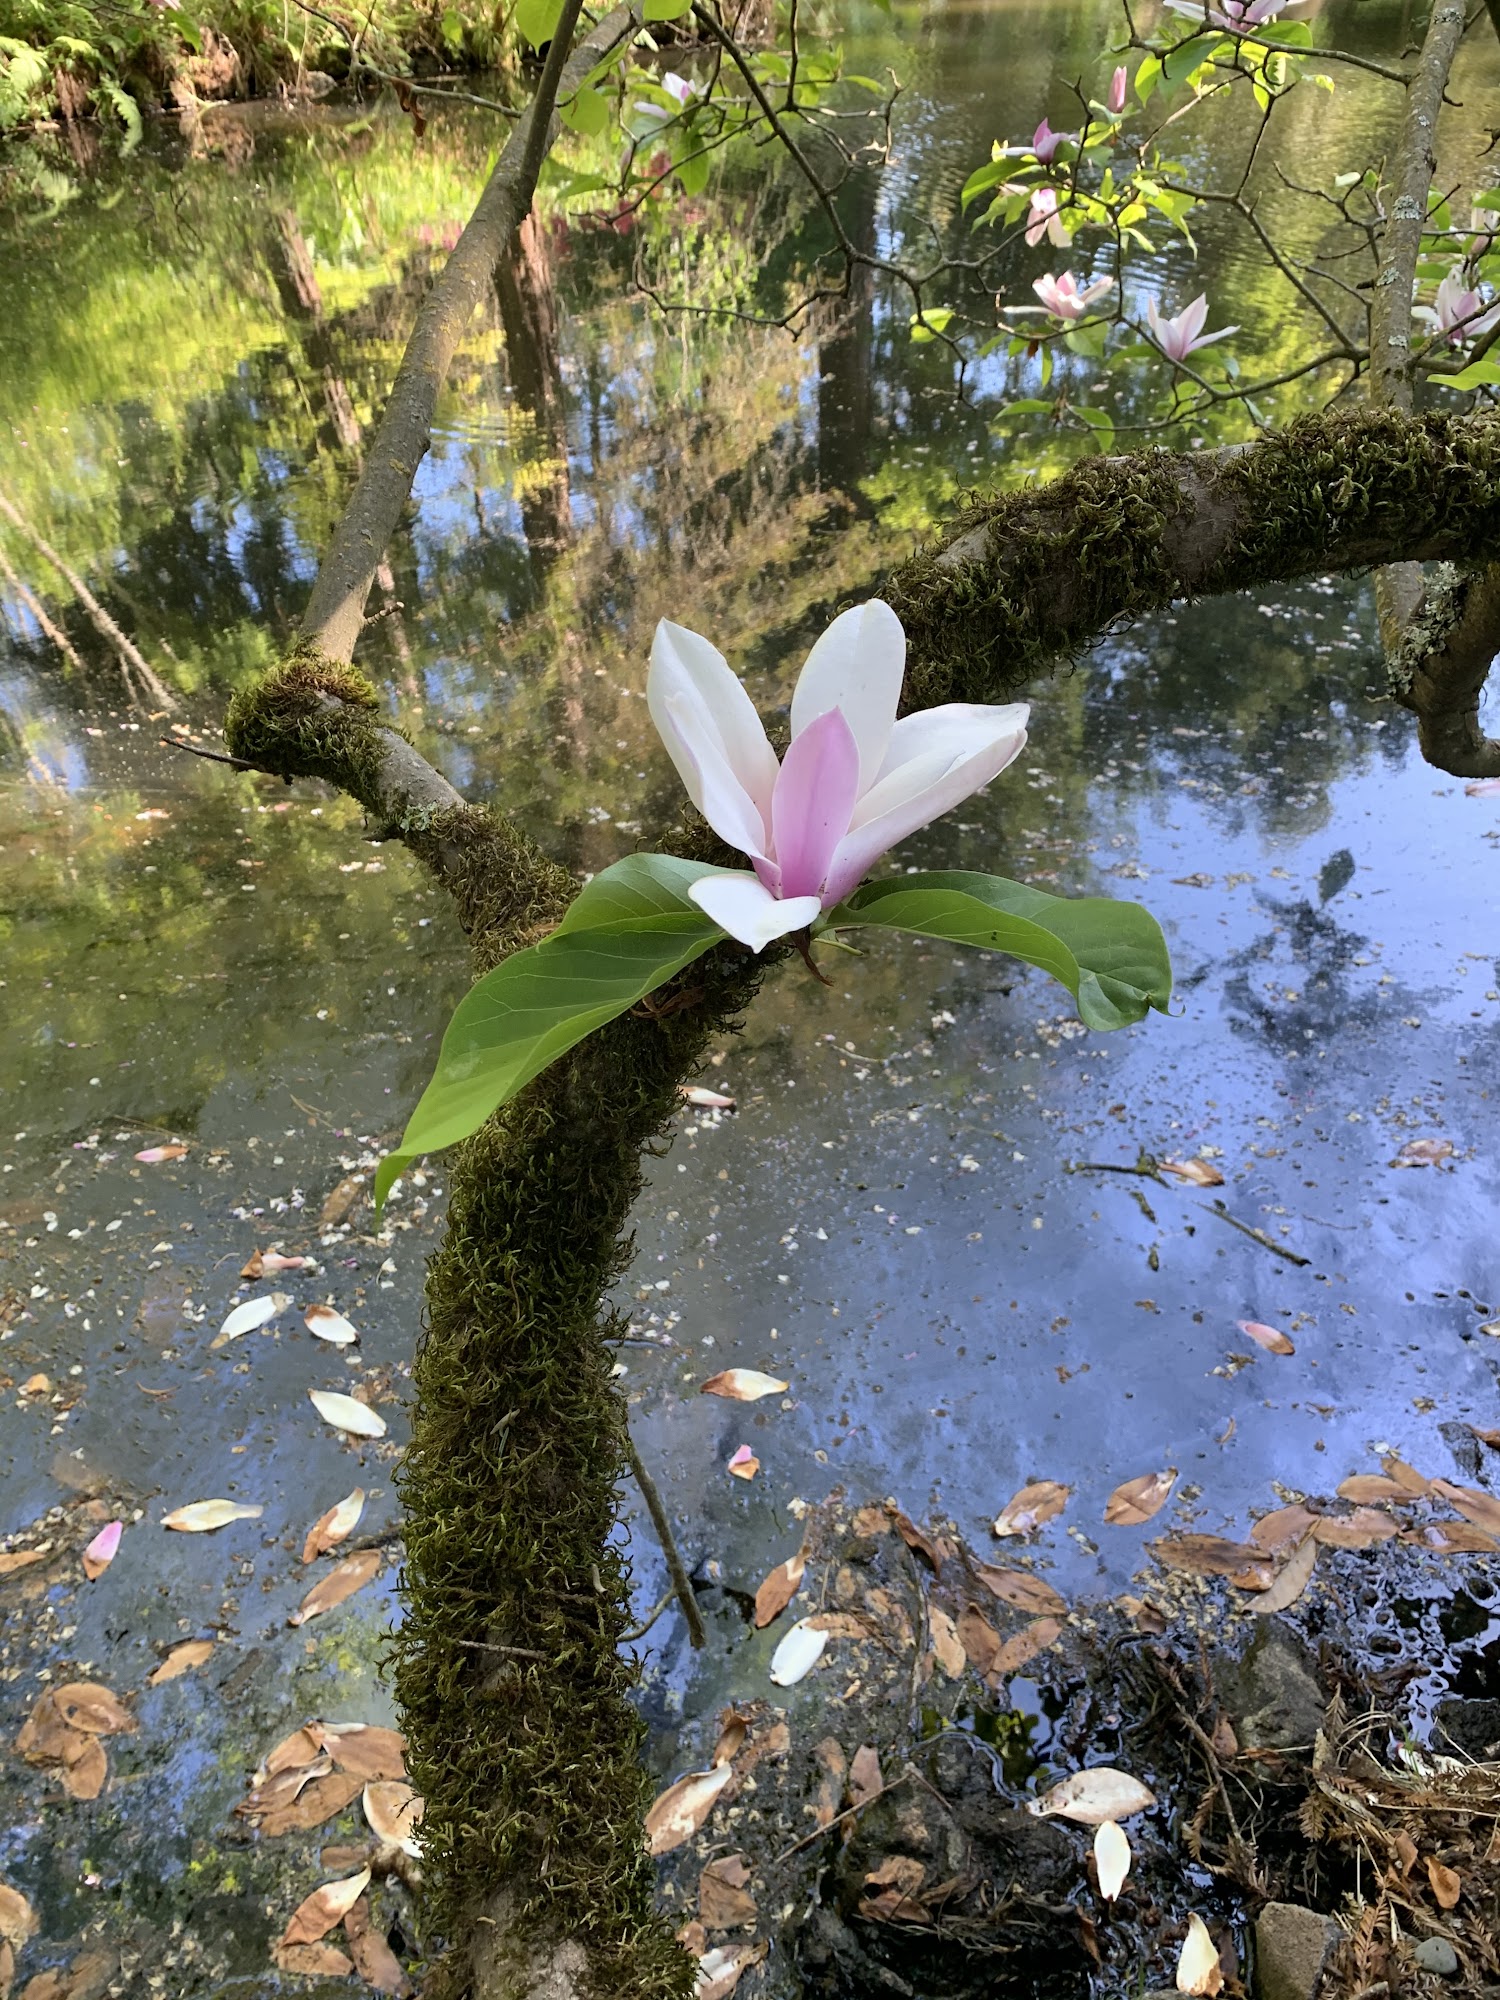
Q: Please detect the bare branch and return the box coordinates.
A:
[1392,561,1500,777]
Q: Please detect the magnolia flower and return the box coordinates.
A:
[1025,186,1070,248]
[648,603,1029,951]
[1031,118,1071,164]
[1164,0,1304,27]
[1145,292,1237,362]
[660,70,698,105]
[1033,270,1113,320]
[1415,269,1499,344]
[1109,65,1129,114]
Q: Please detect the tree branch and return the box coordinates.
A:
[298,2,634,663]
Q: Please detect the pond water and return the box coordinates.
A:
[2,0,1500,1989]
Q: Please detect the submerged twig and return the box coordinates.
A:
[770,1773,912,1865]
[623,1431,708,1649]
[1201,1199,1312,1268]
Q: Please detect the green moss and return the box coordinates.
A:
[884,409,1500,706]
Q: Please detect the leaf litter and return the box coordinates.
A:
[302,1487,366,1561]
[991,1480,1069,1538]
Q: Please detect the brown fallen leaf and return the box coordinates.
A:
[645,1765,733,1857]
[15,1693,76,1764]
[812,1738,846,1829]
[320,1175,366,1228]
[956,1605,1002,1675]
[241,1248,312,1278]
[972,1564,1066,1617]
[1159,1158,1224,1187]
[849,1744,883,1807]
[1210,1715,1238,1759]
[259,1725,323,1779]
[301,1488,366,1564]
[1151,1534,1267,1577]
[700,1370,788,1402]
[1393,1138,1454,1167]
[1314,1508,1399,1549]
[1393,1829,1418,1876]
[861,1584,916,1651]
[60,1737,108,1800]
[364,1781,423,1853]
[1470,1426,1500,1449]
[698,1854,757,1929]
[1,1936,11,2000]
[1405,1520,1500,1554]
[1117,1595,1168,1634]
[279,1867,371,1946]
[256,1771,365,1837]
[1430,1479,1500,1536]
[859,1854,930,1923]
[1427,1857,1462,1910]
[1237,1320,1295,1356]
[239,1757,335,1820]
[851,1504,891,1538]
[344,1897,413,1995]
[696,1940,768,2000]
[1103,1469,1177,1527]
[0,1551,46,1578]
[289,1549,382,1627]
[992,1618,1063,1677]
[311,1724,407,1783]
[676,1919,708,1958]
[0,1881,37,1950]
[1243,1535,1317,1615]
[19,1375,49,1397]
[1251,1505,1319,1552]
[13,1947,115,2000]
[273,1943,356,1977]
[727,1446,760,1481]
[52,1683,136,1736]
[927,1607,966,1678]
[992,1480,1069,1538]
[1381,1454,1432,1497]
[710,1710,750,1768]
[147,1640,215,1686]
[1335,1475,1417,1506]
[892,1512,947,1571]
[752,1550,806,1629]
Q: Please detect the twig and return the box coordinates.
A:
[1200,1199,1311,1267]
[620,1587,678,1642]
[769,1773,911,1865]
[1066,1153,1169,1186]
[160,736,258,771]
[623,1431,707,1649]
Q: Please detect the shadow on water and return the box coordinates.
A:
[1,0,1500,1989]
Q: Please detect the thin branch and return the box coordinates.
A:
[160,736,258,771]
[623,1431,707,1650]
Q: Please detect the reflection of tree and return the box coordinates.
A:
[816,168,878,499]
[495,210,573,572]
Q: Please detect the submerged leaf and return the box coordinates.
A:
[1028,1766,1156,1826]
[645,1764,734,1856]
[1103,1470,1176,1526]
[992,1618,1063,1676]
[972,1565,1066,1616]
[1150,1533,1265,1577]
[701,1370,788,1401]
[288,1549,382,1626]
[148,1640,215,1685]
[309,1390,387,1439]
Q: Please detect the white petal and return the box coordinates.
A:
[769,1619,828,1685]
[648,619,779,822]
[665,696,776,867]
[689,874,821,952]
[789,601,906,794]
[865,702,1031,799]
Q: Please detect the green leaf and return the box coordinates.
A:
[909,306,954,344]
[828,872,1173,1031]
[960,158,1015,209]
[1435,358,1500,392]
[375,854,726,1206]
[560,84,610,135]
[643,0,692,18]
[673,137,710,195]
[1071,403,1115,451]
[514,0,564,47]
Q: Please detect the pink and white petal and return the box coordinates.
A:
[688,874,822,951]
[648,620,780,821]
[822,721,1029,908]
[788,601,905,793]
[1179,294,1209,344]
[1187,323,1237,350]
[867,702,1031,794]
[664,696,775,867]
[771,706,862,898]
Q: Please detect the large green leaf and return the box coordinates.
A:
[374,854,724,1206]
[829,872,1172,1030]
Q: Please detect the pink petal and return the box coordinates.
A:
[648,619,779,828]
[789,601,905,794]
[1180,294,1209,344]
[771,706,861,898]
[688,873,822,951]
[83,1520,123,1576]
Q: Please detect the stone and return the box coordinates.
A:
[1224,1621,1325,1752]
[1412,1937,1459,1976]
[1434,1696,1500,1761]
[1255,1902,1340,2000]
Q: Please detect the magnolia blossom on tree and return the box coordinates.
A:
[1031,118,1071,165]
[1108,65,1129,114]
[647,603,1029,951]
[1032,271,1114,321]
[1145,293,1237,363]
[1164,0,1305,28]
[1025,187,1070,248]
[1415,270,1499,345]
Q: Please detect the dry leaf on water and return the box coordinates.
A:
[309,1390,387,1440]
[1243,1535,1317,1615]
[696,1941,768,2000]
[1381,1454,1431,1496]
[927,1607,965,1678]
[0,1551,45,1577]
[992,1480,1069,1538]
[217,1293,287,1341]
[700,1370,787,1402]
[53,1683,135,1736]
[80,1520,122,1580]
[278,1867,371,1946]
[727,1445,759,1481]
[61,1738,108,1801]
[1430,1479,1500,1536]
[1027,1767,1157,1826]
[364,1781,423,1854]
[1237,1320,1295,1356]
[1427,1857,1462,1910]
[14,1946,116,2000]
[134,1144,189,1164]
[892,1512,947,1570]
[147,1641,215,1685]
[1150,1534,1267,1578]
[312,1724,407,1783]
[345,1899,413,1996]
[645,1765,734,1856]
[1093,1821,1131,1901]
[1103,1470,1177,1527]
[753,1551,805,1628]
[972,1565,1066,1617]
[0,1882,37,1949]
[698,1854,757,1929]
[302,1488,366,1562]
[274,1944,355,1978]
[162,1499,263,1532]
[256,1772,364,1837]
[1251,1506,1319,1553]
[1314,1508,1398,1549]
[993,1618,1062,1677]
[1393,1138,1454,1167]
[1159,1158,1224,1187]
[240,1758,334,1820]
[259,1725,323,1779]
[1176,1913,1225,1996]
[769,1620,828,1686]
[306,1304,358,1346]
[1336,1475,1418,1505]
[956,1605,1001,1676]
[1407,1520,1500,1554]
[288,1549,382,1627]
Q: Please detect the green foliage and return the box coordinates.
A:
[831,871,1173,1030]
